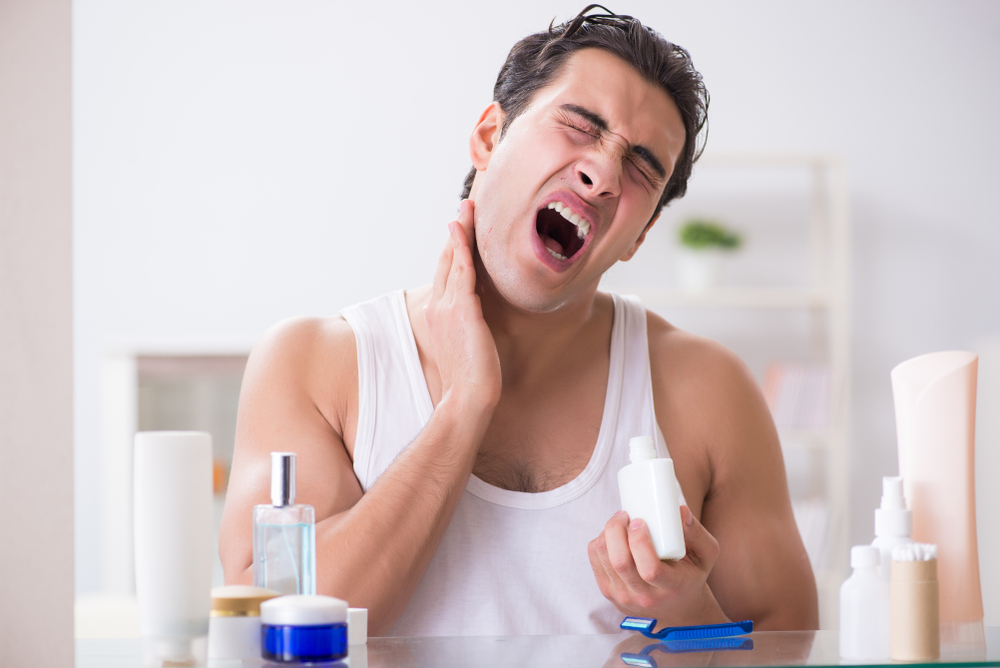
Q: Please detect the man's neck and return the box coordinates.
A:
[474,261,608,388]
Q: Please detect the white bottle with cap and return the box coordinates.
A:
[617,436,685,561]
[871,476,914,581]
[840,544,891,660]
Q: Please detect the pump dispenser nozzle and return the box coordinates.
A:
[270,452,296,507]
[876,476,912,537]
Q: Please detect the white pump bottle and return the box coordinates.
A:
[871,476,914,581]
[617,436,686,561]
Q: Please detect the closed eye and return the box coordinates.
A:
[627,157,658,189]
[563,120,600,141]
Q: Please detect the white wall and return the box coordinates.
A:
[1,0,75,664]
[74,0,1000,621]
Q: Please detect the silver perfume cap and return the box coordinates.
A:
[270,452,296,507]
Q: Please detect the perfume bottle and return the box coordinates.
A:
[253,452,317,595]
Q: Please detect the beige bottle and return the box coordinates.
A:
[891,351,984,651]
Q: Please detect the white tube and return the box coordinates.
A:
[134,431,214,667]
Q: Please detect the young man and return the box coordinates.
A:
[219,8,818,636]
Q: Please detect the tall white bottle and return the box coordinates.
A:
[617,436,685,561]
[839,545,891,660]
[871,476,914,581]
[134,431,214,668]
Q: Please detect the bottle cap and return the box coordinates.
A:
[271,452,296,507]
[261,595,348,626]
[874,476,913,537]
[851,544,880,569]
[628,436,657,464]
[210,585,281,617]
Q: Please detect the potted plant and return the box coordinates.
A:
[674,218,743,291]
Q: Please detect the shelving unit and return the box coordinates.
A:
[605,152,851,629]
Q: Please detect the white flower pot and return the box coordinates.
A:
[675,248,723,291]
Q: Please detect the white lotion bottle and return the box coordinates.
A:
[618,436,685,560]
[871,476,914,581]
[839,545,891,660]
[134,431,214,667]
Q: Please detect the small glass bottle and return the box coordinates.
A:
[253,452,317,595]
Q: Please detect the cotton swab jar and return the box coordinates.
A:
[891,542,939,661]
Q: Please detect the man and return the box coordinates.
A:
[219,7,818,636]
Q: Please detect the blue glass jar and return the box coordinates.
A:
[260,595,348,663]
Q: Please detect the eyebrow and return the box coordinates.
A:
[560,103,667,181]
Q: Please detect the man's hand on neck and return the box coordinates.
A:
[423,199,502,415]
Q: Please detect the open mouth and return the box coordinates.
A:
[535,201,590,261]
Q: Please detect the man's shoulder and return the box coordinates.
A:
[249,314,358,394]
[259,314,356,356]
[645,308,749,385]
[644,307,766,442]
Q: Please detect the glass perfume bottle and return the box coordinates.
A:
[253,452,317,595]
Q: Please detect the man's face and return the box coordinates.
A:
[469,47,687,313]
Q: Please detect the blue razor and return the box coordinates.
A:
[620,616,753,641]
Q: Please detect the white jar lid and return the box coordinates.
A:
[260,595,348,626]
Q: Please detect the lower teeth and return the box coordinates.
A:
[546,247,567,261]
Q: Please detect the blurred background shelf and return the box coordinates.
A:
[631,287,831,310]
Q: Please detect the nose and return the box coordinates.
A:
[575,152,621,199]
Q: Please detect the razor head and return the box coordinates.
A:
[620,617,658,634]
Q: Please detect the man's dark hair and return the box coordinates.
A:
[461,5,709,219]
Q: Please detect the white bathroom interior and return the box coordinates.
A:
[70,0,1000,636]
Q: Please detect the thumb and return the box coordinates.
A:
[680,505,720,572]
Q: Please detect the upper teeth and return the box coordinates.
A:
[546,201,590,240]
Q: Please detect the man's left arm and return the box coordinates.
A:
[689,342,819,630]
[589,318,818,631]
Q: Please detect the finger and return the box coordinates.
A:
[679,505,720,572]
[602,512,648,591]
[626,518,666,584]
[457,199,475,249]
[432,227,455,302]
[588,537,614,599]
[443,221,474,301]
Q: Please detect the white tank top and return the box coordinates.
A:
[340,290,680,637]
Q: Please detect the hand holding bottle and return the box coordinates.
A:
[587,505,728,628]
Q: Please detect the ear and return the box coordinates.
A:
[469,102,504,171]
[619,213,659,262]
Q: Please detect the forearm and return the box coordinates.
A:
[314,392,491,634]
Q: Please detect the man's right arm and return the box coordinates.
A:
[219,201,500,635]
